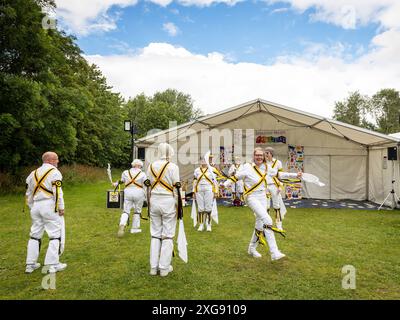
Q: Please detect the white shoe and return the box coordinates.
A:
[206,224,212,232]
[160,265,173,277]
[25,263,41,274]
[149,268,158,276]
[117,225,125,238]
[130,228,142,234]
[271,252,286,261]
[248,246,262,258]
[48,263,67,273]
[197,224,204,232]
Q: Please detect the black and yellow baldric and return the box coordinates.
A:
[279,177,301,187]
[243,165,267,196]
[194,168,216,193]
[228,175,238,183]
[150,162,174,193]
[52,180,62,212]
[271,159,283,188]
[255,229,267,247]
[212,166,225,180]
[126,170,143,188]
[33,168,55,197]
[264,224,286,237]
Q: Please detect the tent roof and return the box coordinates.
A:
[137,98,400,147]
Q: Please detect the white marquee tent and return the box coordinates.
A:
[137,99,400,207]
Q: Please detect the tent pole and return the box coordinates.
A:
[329,155,332,199]
[366,146,370,201]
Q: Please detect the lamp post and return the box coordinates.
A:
[124,120,137,163]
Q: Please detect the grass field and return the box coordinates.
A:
[1,180,400,300]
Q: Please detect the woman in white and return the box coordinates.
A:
[228,148,302,261]
[193,158,218,232]
[264,147,288,231]
[116,159,147,237]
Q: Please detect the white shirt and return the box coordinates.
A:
[25,163,64,210]
[235,162,298,194]
[193,167,217,192]
[234,163,267,194]
[228,163,244,176]
[121,168,147,190]
[146,159,180,196]
[265,158,283,185]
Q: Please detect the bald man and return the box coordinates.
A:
[25,151,67,274]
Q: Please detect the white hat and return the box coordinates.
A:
[131,159,143,168]
[265,147,274,155]
[158,142,175,160]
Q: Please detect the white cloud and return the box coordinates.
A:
[270,7,289,14]
[149,0,243,7]
[176,0,242,6]
[84,36,400,118]
[55,0,138,35]
[149,0,174,6]
[264,0,400,30]
[163,22,180,36]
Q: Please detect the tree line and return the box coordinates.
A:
[0,0,201,173]
[333,89,400,134]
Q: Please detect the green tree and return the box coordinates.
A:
[125,89,202,138]
[0,0,129,171]
[333,91,373,128]
[370,89,400,134]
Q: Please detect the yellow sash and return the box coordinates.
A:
[194,168,215,193]
[33,168,55,197]
[150,162,173,193]
[243,165,267,196]
[126,170,143,188]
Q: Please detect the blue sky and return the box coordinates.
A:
[54,0,400,116]
[75,1,377,64]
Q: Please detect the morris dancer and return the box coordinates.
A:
[193,157,218,232]
[25,152,67,274]
[228,156,244,206]
[227,148,302,261]
[264,147,291,231]
[146,143,180,277]
[115,159,147,237]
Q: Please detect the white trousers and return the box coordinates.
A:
[119,188,145,229]
[267,184,286,225]
[149,195,177,272]
[196,184,213,213]
[246,192,280,256]
[267,184,281,209]
[26,199,62,266]
[231,180,244,194]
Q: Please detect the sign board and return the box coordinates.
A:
[106,190,124,209]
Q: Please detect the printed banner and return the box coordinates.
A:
[219,146,226,164]
[286,145,304,199]
[255,130,286,145]
[288,145,304,172]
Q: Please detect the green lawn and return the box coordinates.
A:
[1,181,400,300]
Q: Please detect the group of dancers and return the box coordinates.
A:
[115,144,302,274]
[24,145,306,278]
